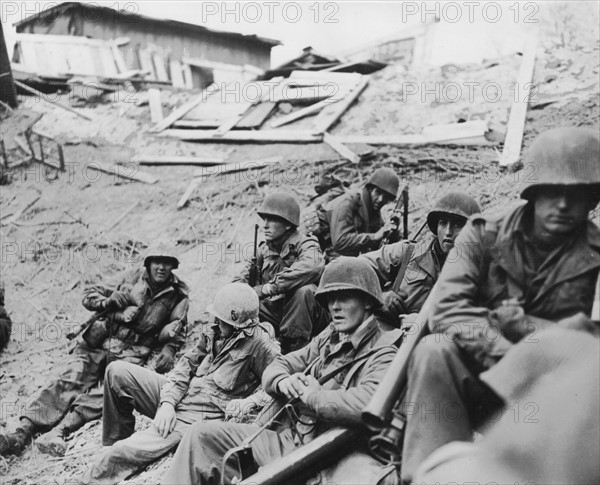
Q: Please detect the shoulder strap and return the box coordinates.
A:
[391,243,416,294]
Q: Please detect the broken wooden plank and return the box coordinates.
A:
[334,134,491,146]
[85,162,158,184]
[499,33,539,166]
[312,77,369,133]
[132,155,225,166]
[151,83,220,132]
[152,52,169,82]
[182,63,194,89]
[193,156,283,177]
[237,102,278,129]
[323,132,361,164]
[270,99,328,128]
[169,59,185,89]
[163,129,323,143]
[421,120,489,141]
[14,80,93,121]
[214,102,253,136]
[148,89,163,123]
[177,178,201,209]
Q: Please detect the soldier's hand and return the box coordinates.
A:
[153,403,177,438]
[105,291,129,310]
[154,351,175,374]
[298,375,321,404]
[225,398,257,422]
[158,321,180,343]
[558,312,599,335]
[278,373,310,400]
[121,306,139,323]
[379,291,408,327]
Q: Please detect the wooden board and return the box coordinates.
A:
[312,77,369,133]
[169,60,185,88]
[323,133,361,164]
[148,89,163,123]
[193,156,282,177]
[499,33,539,166]
[132,155,225,166]
[86,162,158,184]
[163,129,322,143]
[237,102,278,129]
[270,100,328,128]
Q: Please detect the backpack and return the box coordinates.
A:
[301,175,348,237]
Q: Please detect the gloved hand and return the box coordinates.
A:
[378,291,408,328]
[154,349,176,374]
[104,291,129,310]
[489,301,526,342]
[225,397,259,422]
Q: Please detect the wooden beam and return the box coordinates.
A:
[177,179,201,209]
[270,99,328,128]
[312,77,369,133]
[86,162,158,184]
[193,156,282,177]
[323,132,360,164]
[163,129,323,143]
[14,80,93,121]
[151,83,220,132]
[147,88,163,123]
[132,155,225,166]
[499,33,539,166]
[213,102,253,136]
[169,59,185,89]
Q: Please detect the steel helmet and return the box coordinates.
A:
[521,127,600,200]
[427,193,481,234]
[206,282,259,328]
[315,256,383,308]
[257,192,301,227]
[143,239,180,269]
[366,168,400,198]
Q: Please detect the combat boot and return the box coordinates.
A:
[0,419,35,456]
[35,411,85,457]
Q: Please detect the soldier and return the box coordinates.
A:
[395,127,600,482]
[360,193,480,327]
[79,283,280,485]
[323,167,400,259]
[0,241,189,457]
[162,257,401,485]
[0,284,12,353]
[234,192,325,354]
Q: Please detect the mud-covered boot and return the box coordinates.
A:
[35,412,84,457]
[0,419,35,456]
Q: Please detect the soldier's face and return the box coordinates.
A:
[327,290,372,333]
[533,187,592,237]
[262,216,291,242]
[148,260,174,285]
[217,318,235,338]
[369,187,393,212]
[436,216,465,255]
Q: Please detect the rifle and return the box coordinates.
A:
[382,185,409,245]
[248,224,260,287]
[362,295,433,464]
[65,307,112,341]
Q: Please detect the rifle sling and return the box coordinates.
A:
[391,243,415,295]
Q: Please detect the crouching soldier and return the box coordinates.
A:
[79,283,280,485]
[323,167,400,260]
[235,192,325,354]
[395,127,600,482]
[162,257,401,485]
[361,192,480,327]
[0,241,189,457]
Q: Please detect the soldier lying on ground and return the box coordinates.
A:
[393,127,600,483]
[360,192,480,327]
[0,284,12,353]
[162,257,402,485]
[321,167,400,260]
[414,325,599,485]
[0,241,189,458]
[234,192,325,354]
[79,282,280,485]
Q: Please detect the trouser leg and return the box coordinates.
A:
[102,360,166,445]
[21,343,107,430]
[400,335,502,482]
[163,421,292,485]
[281,284,330,341]
[80,419,190,485]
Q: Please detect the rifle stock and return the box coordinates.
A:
[362,296,432,430]
[238,428,360,485]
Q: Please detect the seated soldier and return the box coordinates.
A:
[322,167,400,260]
[0,284,11,353]
[79,283,279,485]
[162,257,402,485]
[415,326,599,485]
[394,127,600,482]
[0,241,189,458]
[234,192,325,354]
[360,192,480,327]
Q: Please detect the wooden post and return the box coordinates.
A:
[0,23,18,108]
